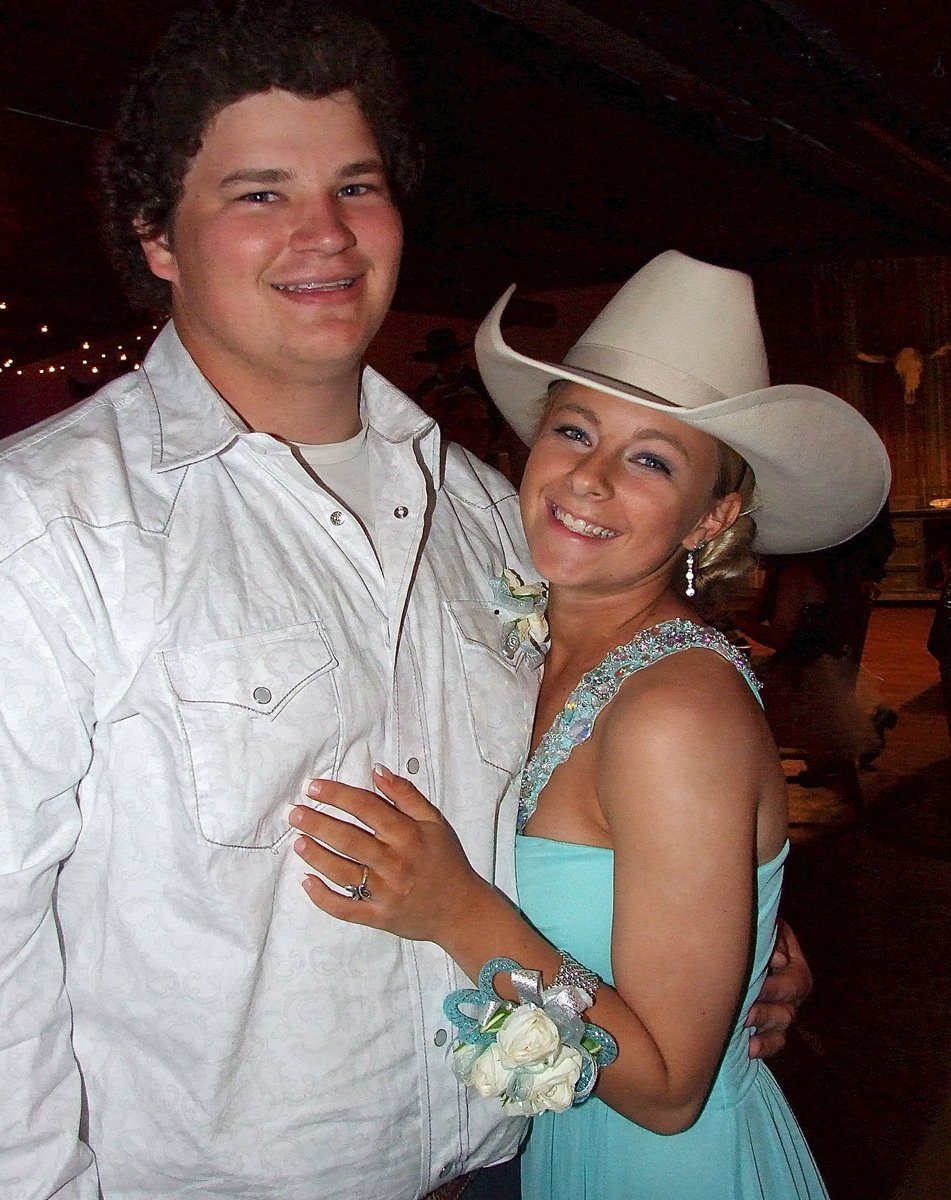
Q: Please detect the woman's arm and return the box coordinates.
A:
[591,652,768,1127]
[289,657,778,1133]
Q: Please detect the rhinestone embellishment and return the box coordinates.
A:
[517,619,761,831]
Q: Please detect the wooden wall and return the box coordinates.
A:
[755,255,951,511]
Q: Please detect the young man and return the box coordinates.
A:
[0,4,807,1197]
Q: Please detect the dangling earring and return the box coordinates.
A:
[685,543,705,598]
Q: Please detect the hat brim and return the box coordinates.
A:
[475,286,891,555]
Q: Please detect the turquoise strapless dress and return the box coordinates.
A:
[515,620,829,1200]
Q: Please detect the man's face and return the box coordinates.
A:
[141,88,403,399]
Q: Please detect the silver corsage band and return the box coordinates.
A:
[551,950,602,1011]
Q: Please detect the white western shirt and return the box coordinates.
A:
[0,325,540,1199]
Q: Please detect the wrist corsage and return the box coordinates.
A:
[442,955,618,1117]
[491,568,549,667]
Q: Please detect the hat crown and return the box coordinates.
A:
[567,251,770,404]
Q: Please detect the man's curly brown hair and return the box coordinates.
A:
[100,0,423,313]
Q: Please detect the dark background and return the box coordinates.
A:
[1,7,950,1199]
[1,0,950,371]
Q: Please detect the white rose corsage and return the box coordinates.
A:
[443,957,618,1117]
[491,568,549,667]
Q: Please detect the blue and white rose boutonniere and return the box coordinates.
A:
[491,568,549,667]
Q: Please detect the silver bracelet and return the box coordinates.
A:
[551,950,602,1011]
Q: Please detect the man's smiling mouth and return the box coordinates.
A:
[273,278,356,292]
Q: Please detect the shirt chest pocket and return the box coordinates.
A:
[161,623,340,849]
[446,601,539,778]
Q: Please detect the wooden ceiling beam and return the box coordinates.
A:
[469,0,951,240]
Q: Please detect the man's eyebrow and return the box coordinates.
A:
[219,167,292,187]
[218,160,386,188]
[339,158,387,177]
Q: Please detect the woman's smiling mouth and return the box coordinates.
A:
[550,503,620,539]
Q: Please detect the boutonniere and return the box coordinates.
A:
[490,568,549,666]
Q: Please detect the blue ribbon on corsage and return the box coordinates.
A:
[443,957,618,1113]
[490,569,549,668]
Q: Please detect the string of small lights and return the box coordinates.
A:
[0,301,162,380]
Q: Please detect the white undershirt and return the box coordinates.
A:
[217,397,375,540]
[292,425,375,540]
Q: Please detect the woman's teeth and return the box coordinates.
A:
[552,504,619,538]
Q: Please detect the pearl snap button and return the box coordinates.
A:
[433,1028,448,1047]
[330,511,344,525]
[406,757,420,774]
[393,505,409,519]
[252,687,272,704]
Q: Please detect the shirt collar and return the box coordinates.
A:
[140,323,238,472]
[140,322,442,480]
[360,365,442,482]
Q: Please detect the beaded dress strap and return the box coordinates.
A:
[518,618,761,832]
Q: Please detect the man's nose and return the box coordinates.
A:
[288,198,357,255]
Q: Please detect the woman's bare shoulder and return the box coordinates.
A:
[604,644,763,738]
[594,646,773,825]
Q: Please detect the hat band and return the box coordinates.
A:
[566,344,726,409]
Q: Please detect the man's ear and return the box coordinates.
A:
[136,220,178,285]
[685,490,743,550]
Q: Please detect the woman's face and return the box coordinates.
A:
[519,382,740,600]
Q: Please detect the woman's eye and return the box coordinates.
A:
[632,452,672,475]
[552,423,589,444]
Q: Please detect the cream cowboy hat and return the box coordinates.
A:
[475,250,891,554]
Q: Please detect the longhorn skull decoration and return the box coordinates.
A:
[857,341,951,404]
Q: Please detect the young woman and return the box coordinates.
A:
[288,252,890,1198]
